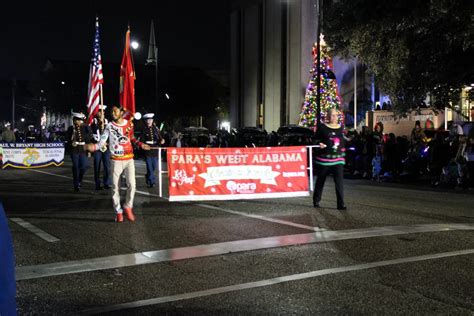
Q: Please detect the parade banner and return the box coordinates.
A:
[0,143,65,169]
[167,146,309,201]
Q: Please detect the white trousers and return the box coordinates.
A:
[111,159,136,213]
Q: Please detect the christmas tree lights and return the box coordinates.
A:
[299,35,343,129]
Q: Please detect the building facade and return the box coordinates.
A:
[231,0,379,132]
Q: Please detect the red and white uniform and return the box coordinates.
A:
[95,119,142,160]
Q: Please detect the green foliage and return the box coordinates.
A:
[324,0,473,113]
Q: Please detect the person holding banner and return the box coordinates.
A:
[85,105,150,222]
[139,113,164,188]
[67,112,91,192]
[313,108,347,210]
[90,105,111,190]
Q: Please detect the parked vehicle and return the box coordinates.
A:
[232,127,268,147]
[182,127,210,147]
[277,125,315,146]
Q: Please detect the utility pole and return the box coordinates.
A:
[12,79,16,129]
[354,59,357,130]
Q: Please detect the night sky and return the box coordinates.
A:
[1,0,232,80]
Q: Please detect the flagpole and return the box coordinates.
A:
[98,15,104,123]
[120,24,136,120]
[97,15,104,119]
[100,85,104,117]
[129,30,136,80]
[87,15,104,125]
[129,27,136,119]
[155,54,159,118]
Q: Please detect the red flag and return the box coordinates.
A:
[120,28,135,120]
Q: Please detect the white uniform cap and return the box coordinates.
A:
[143,113,155,120]
[71,111,86,120]
[99,105,107,110]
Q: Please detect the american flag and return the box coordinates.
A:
[86,17,104,125]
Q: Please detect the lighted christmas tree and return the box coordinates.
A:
[299,35,343,129]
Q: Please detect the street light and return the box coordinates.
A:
[221,121,231,132]
[165,93,170,100]
[131,41,139,50]
[20,118,25,122]
[61,81,66,85]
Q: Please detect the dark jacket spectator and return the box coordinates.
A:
[1,127,16,143]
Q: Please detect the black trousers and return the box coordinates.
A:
[93,150,111,188]
[468,161,474,187]
[313,164,345,208]
[70,153,88,189]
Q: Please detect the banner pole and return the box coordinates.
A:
[310,147,313,192]
[158,148,163,198]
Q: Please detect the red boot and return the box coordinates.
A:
[115,213,124,222]
[123,207,135,222]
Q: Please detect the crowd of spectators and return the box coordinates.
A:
[345,119,474,189]
[0,123,66,143]
[136,119,474,190]
[2,114,473,190]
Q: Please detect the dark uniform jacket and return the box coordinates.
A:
[139,124,163,157]
[25,131,37,143]
[66,124,91,154]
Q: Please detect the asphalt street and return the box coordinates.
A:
[1,158,473,315]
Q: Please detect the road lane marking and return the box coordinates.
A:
[196,203,324,232]
[29,169,162,197]
[10,218,60,243]
[29,168,317,231]
[135,190,162,198]
[25,168,474,235]
[16,223,474,281]
[82,248,474,314]
[29,169,72,180]
[28,168,319,229]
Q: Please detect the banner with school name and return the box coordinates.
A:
[0,143,65,169]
